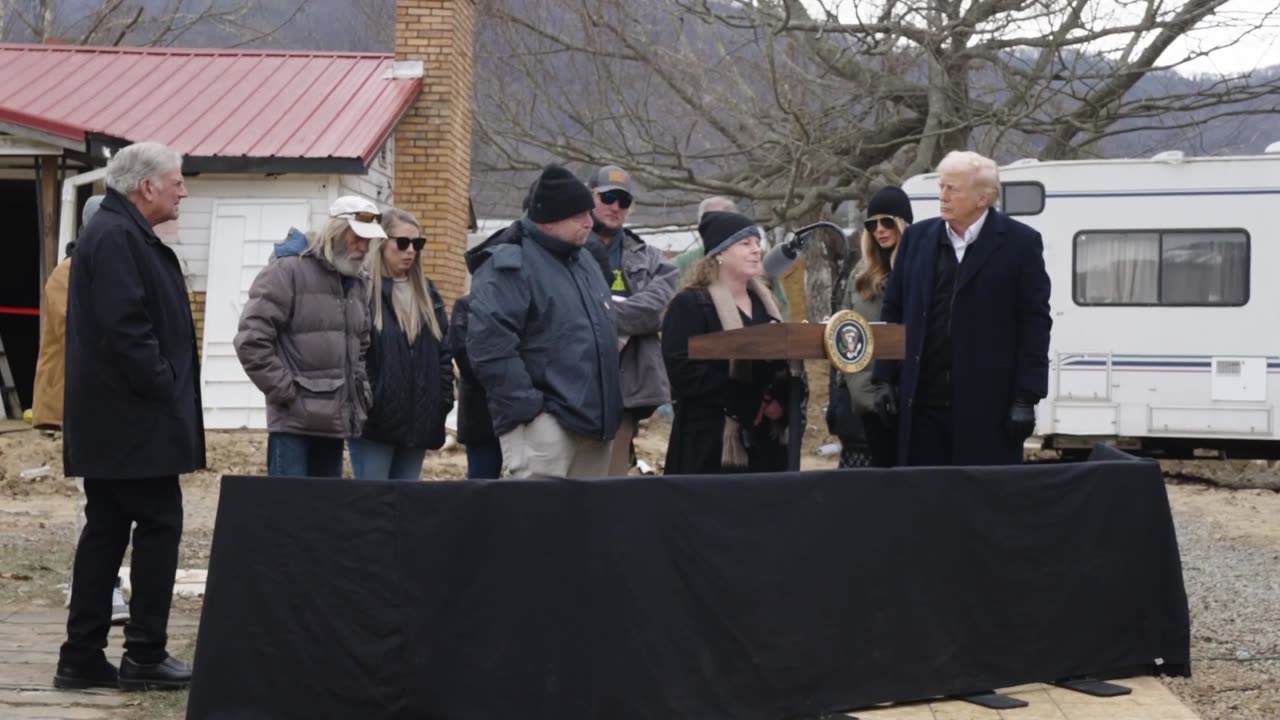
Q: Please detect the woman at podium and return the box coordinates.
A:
[661,211,790,474]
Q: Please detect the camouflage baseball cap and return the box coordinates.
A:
[588,165,634,195]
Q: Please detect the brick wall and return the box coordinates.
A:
[394,0,477,308]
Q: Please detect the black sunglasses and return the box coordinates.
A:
[598,190,633,209]
[864,217,899,232]
[392,236,426,252]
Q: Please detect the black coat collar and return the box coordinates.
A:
[101,188,163,244]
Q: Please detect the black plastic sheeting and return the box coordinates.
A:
[187,448,1189,720]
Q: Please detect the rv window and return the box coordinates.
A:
[1001,182,1044,215]
[1072,230,1249,306]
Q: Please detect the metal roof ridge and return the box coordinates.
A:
[0,42,394,60]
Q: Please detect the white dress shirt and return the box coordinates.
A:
[946,209,989,264]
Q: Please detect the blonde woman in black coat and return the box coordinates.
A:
[349,208,453,480]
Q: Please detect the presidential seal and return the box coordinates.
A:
[824,309,874,373]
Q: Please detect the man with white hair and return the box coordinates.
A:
[871,150,1052,466]
[58,142,203,691]
[39,195,132,626]
[234,196,380,477]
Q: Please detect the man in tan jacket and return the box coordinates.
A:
[30,251,69,429]
[31,197,103,429]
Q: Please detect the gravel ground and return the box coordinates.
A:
[5,426,1280,719]
[1163,482,1280,720]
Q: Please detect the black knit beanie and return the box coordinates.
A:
[699,211,760,258]
[527,165,595,223]
[866,186,913,224]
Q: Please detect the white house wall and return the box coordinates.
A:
[338,137,394,206]
[172,175,335,292]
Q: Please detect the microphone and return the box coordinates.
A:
[763,241,801,276]
[762,221,848,276]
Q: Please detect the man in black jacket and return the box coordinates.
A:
[445,294,501,479]
[56,142,203,691]
[465,164,623,479]
[872,150,1051,466]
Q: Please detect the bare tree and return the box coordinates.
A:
[1,0,304,48]
[474,0,1280,318]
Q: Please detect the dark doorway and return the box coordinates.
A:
[0,179,41,412]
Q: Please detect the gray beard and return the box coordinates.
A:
[332,250,363,277]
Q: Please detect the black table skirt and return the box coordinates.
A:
[187,448,1190,720]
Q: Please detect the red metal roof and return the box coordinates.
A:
[0,43,421,170]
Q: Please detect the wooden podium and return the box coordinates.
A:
[689,322,906,471]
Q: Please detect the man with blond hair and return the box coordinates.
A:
[871,150,1051,466]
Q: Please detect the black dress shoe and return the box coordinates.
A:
[118,654,192,691]
[53,655,119,690]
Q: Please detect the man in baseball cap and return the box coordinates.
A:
[588,164,633,194]
[584,165,677,476]
[330,195,388,240]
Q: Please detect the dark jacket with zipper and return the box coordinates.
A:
[465,218,623,440]
[360,277,454,450]
[445,294,497,446]
[63,189,206,479]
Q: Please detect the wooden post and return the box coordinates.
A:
[37,156,59,314]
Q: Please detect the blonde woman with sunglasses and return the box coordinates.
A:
[348,208,454,480]
[841,186,913,468]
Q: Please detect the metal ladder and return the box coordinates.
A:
[0,332,22,419]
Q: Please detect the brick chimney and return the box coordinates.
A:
[394,0,477,306]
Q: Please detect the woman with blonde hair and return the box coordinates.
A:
[349,207,454,480]
[661,212,791,474]
[841,185,912,467]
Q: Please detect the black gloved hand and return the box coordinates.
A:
[1006,400,1036,443]
[872,382,898,427]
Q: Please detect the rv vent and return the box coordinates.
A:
[1266,141,1280,154]
[1152,150,1185,162]
[1215,359,1242,377]
[1008,158,1039,167]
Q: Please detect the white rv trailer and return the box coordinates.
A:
[900,148,1280,459]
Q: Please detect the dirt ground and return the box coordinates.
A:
[3,388,1279,719]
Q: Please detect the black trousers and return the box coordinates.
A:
[859,412,900,468]
[61,477,182,665]
[907,404,954,467]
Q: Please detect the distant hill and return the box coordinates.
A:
[13,0,1276,226]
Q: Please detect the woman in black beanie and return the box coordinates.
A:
[660,212,790,474]
[838,185,913,467]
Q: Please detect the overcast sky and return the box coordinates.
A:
[803,0,1278,76]
[1167,0,1280,75]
